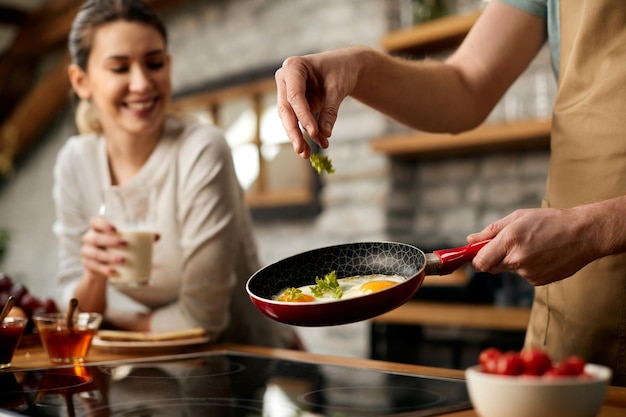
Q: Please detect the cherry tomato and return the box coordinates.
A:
[556,356,586,376]
[541,356,586,379]
[495,351,525,376]
[477,347,591,380]
[479,347,502,374]
[542,367,567,379]
[519,348,553,376]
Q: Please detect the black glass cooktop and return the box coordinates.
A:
[0,351,471,417]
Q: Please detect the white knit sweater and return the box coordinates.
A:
[53,116,294,348]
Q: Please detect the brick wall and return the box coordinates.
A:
[161,0,395,266]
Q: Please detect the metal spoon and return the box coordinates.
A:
[0,295,16,323]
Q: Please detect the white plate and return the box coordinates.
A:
[91,335,210,352]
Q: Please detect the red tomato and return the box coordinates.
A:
[556,356,586,376]
[479,347,502,374]
[542,367,567,379]
[541,356,586,379]
[477,348,589,379]
[495,351,525,376]
[519,348,553,376]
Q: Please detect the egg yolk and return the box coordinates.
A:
[358,280,399,294]
[278,293,315,303]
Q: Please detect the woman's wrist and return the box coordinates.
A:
[73,272,108,313]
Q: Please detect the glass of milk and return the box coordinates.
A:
[101,186,157,287]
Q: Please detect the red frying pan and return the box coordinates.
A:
[246,240,489,326]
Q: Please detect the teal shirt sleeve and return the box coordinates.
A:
[497,0,547,18]
[494,0,560,79]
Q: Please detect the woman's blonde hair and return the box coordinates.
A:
[74,99,102,134]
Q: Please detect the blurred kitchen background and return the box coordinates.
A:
[0,0,553,369]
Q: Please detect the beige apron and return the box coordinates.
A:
[525,1,626,385]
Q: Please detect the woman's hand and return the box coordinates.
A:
[71,216,126,314]
[80,216,126,279]
[467,207,600,286]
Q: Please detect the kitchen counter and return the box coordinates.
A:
[7,342,626,416]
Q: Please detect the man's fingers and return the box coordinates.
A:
[276,69,313,155]
[470,238,507,273]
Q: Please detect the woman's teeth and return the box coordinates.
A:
[126,100,156,110]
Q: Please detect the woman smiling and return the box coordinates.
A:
[52,0,297,349]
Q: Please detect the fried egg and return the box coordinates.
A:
[342,275,404,299]
[276,273,405,303]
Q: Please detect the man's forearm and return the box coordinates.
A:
[574,195,626,259]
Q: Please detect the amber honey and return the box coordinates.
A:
[38,327,96,363]
[33,312,102,363]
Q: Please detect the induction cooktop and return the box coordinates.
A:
[0,350,471,416]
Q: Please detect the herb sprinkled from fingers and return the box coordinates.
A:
[310,153,335,175]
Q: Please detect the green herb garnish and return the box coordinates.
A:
[309,153,335,175]
[310,270,342,299]
[280,287,306,301]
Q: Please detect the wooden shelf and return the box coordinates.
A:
[377,13,552,158]
[245,188,313,208]
[371,301,530,331]
[380,11,481,54]
[371,118,551,159]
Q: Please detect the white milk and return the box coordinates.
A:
[109,229,155,286]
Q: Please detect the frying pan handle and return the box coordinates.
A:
[428,240,491,275]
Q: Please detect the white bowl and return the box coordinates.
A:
[465,364,612,417]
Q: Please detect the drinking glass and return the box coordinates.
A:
[33,312,102,363]
[101,187,157,287]
[0,316,27,369]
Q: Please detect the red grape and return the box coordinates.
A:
[19,293,42,315]
[0,292,9,307]
[40,297,59,314]
[0,274,60,334]
[0,273,12,292]
[8,283,29,304]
